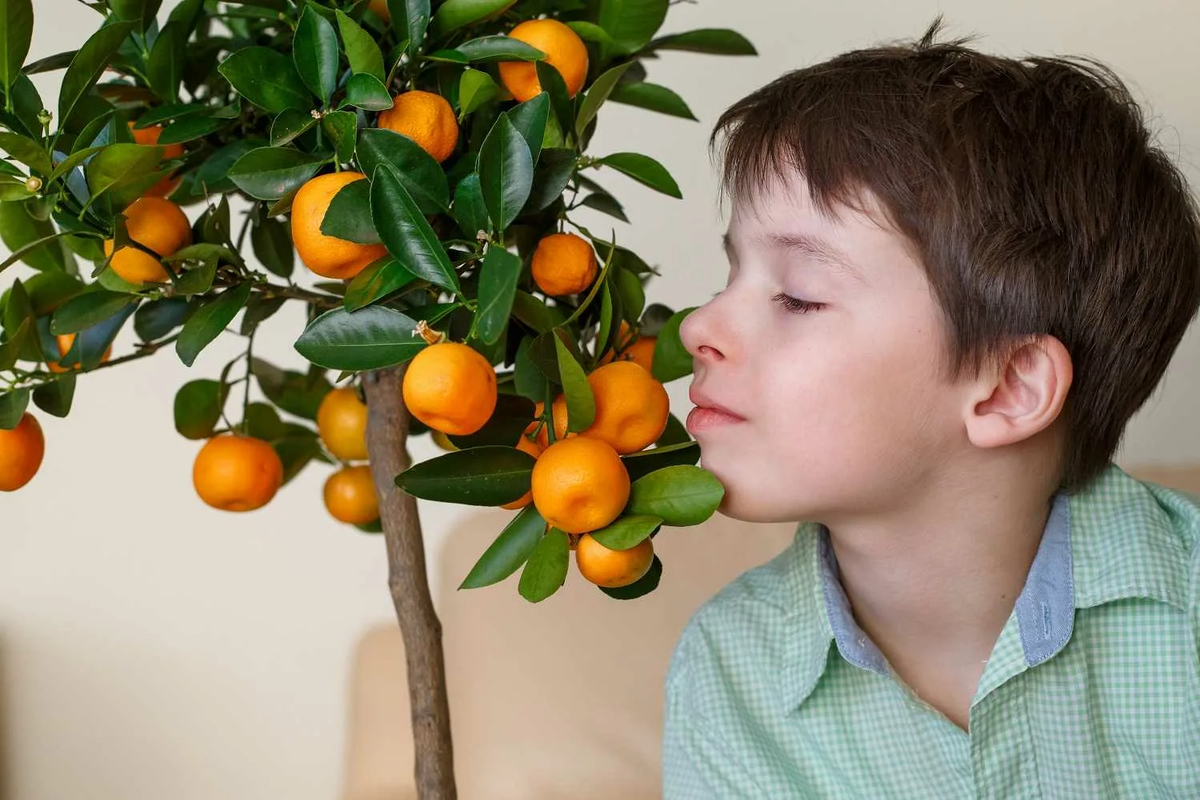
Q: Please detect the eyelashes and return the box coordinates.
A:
[772,293,824,314]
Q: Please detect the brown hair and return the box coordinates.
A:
[712,16,1200,492]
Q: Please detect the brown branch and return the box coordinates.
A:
[363,367,457,800]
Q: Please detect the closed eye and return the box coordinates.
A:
[773,293,824,314]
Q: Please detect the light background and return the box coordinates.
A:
[3,0,1199,797]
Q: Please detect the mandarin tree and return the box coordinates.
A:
[0,0,754,796]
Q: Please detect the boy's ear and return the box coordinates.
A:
[964,335,1073,449]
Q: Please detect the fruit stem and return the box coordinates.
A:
[414,320,446,346]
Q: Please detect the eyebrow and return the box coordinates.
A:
[723,231,866,284]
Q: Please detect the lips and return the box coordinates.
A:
[688,388,746,421]
[686,388,747,434]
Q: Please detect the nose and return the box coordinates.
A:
[679,296,730,365]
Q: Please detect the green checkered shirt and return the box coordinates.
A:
[663,464,1200,798]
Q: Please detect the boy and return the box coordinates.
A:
[663,17,1200,798]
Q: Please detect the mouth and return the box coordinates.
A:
[686,389,747,434]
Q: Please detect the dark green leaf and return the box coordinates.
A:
[166,0,204,31]
[251,358,332,420]
[524,147,574,213]
[228,147,324,200]
[269,108,318,146]
[612,264,645,321]
[171,259,216,295]
[424,48,469,65]
[133,102,205,129]
[579,191,627,221]
[110,0,162,32]
[445,392,534,449]
[157,114,222,145]
[218,47,312,113]
[58,21,136,128]
[510,290,556,333]
[608,81,695,120]
[194,139,262,194]
[357,128,449,214]
[518,528,569,602]
[565,20,614,46]
[84,143,163,200]
[24,272,84,314]
[147,20,185,100]
[535,61,573,139]
[32,370,74,417]
[655,411,689,447]
[75,301,135,370]
[174,378,225,439]
[295,304,426,370]
[387,0,431,57]
[574,62,632,138]
[460,504,546,589]
[0,0,34,101]
[476,246,520,345]
[646,28,757,55]
[336,10,385,82]
[626,464,724,526]
[276,432,322,486]
[394,445,535,506]
[240,294,286,335]
[553,331,594,431]
[506,92,549,166]
[243,402,285,440]
[0,388,29,429]
[513,336,547,402]
[370,164,459,293]
[322,110,358,163]
[51,290,134,335]
[451,172,488,237]
[0,202,71,272]
[134,296,189,340]
[477,114,532,232]
[597,152,681,198]
[250,216,294,278]
[175,282,251,367]
[651,306,694,383]
[341,72,394,111]
[430,0,511,35]
[458,68,497,116]
[599,554,661,599]
[622,440,699,481]
[597,0,667,55]
[20,49,74,76]
[344,259,416,311]
[0,131,51,175]
[320,178,378,244]
[294,5,339,105]
[591,514,662,550]
[454,35,544,63]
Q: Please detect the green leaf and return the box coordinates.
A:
[444,392,534,450]
[174,378,225,439]
[506,92,549,166]
[647,28,757,55]
[134,296,189,341]
[622,440,699,481]
[251,358,331,420]
[320,178,378,244]
[228,147,325,200]
[0,202,71,272]
[430,0,511,35]
[357,128,449,214]
[0,388,29,429]
[451,173,489,237]
[477,114,532,232]
[84,143,163,200]
[626,464,724,526]
[276,432,322,486]
[147,20,185,100]
[58,21,136,129]
[110,0,162,32]
[460,503,546,588]
[387,0,431,56]
[157,114,222,145]
[269,108,318,147]
[0,0,33,103]
[458,68,498,116]
[476,246,520,345]
[341,72,394,111]
[51,290,134,335]
[75,301,136,370]
[651,306,694,383]
[597,152,681,198]
[250,216,294,279]
[344,259,416,312]
[608,81,696,120]
[243,402,285,440]
[612,264,645,321]
[579,191,627,221]
[194,139,262,194]
[32,370,74,417]
[171,259,216,296]
[295,305,426,370]
[294,5,339,105]
[240,294,286,336]
[591,514,662,550]
[597,0,668,55]
[553,331,595,431]
[535,61,573,139]
[24,272,84,314]
[575,62,632,139]
[0,319,28,370]
[454,35,543,63]
[218,47,312,114]
[0,131,51,176]
[524,147,575,212]
[394,445,536,506]
[518,528,569,603]
[599,553,661,599]
[175,283,252,367]
[565,20,614,46]
[336,11,385,82]
[322,110,358,163]
[370,164,459,293]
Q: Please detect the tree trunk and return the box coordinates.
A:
[363,366,457,800]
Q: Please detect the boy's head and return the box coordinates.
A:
[680,18,1200,523]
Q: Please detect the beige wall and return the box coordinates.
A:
[4,0,1199,798]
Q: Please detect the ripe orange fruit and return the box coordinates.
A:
[324,465,380,525]
[317,387,369,461]
[103,196,191,284]
[0,412,45,492]
[533,398,571,449]
[501,427,543,510]
[129,122,186,198]
[368,0,390,20]
[377,91,459,164]
[531,233,597,297]
[531,436,629,534]
[622,336,656,373]
[291,172,389,279]
[499,19,589,102]
[579,361,668,454]
[192,434,284,512]
[401,342,498,436]
[575,533,654,588]
[48,332,112,373]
